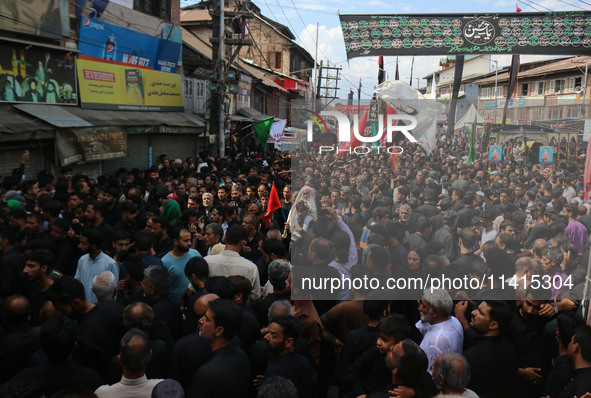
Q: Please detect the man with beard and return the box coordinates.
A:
[75,229,118,304]
[202,222,224,256]
[460,300,518,397]
[146,216,174,258]
[416,289,463,375]
[84,201,113,252]
[141,265,183,341]
[187,299,252,398]
[25,212,53,248]
[49,276,124,375]
[505,286,555,398]
[369,338,437,398]
[253,315,313,398]
[556,326,591,398]
[101,187,121,227]
[49,218,77,276]
[161,226,201,305]
[22,249,61,326]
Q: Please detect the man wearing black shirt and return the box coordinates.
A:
[344,314,411,398]
[461,300,518,397]
[544,312,585,398]
[187,299,252,398]
[457,192,481,229]
[147,216,174,258]
[49,276,124,375]
[0,228,25,298]
[256,315,313,398]
[83,201,113,253]
[505,287,555,398]
[447,228,483,280]
[172,293,215,389]
[22,249,61,326]
[49,218,77,276]
[142,265,182,341]
[556,326,591,398]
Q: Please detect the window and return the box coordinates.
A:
[569,76,583,92]
[269,52,282,70]
[495,86,504,98]
[134,0,170,20]
[535,81,546,95]
[521,83,529,96]
[532,107,544,120]
[550,107,562,119]
[480,87,490,99]
[550,79,563,94]
[566,107,579,118]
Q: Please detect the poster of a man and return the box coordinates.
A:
[540,146,554,164]
[489,145,502,162]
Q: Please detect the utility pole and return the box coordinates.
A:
[210,0,223,157]
[316,61,342,112]
[208,0,252,158]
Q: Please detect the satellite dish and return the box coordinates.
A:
[574,86,583,93]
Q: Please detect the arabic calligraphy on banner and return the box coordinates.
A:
[77,57,183,111]
[339,11,591,58]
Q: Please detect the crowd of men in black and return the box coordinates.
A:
[0,136,591,398]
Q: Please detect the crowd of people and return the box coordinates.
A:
[0,134,591,398]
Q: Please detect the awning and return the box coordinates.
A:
[237,107,271,121]
[237,60,288,92]
[0,104,55,134]
[13,104,205,131]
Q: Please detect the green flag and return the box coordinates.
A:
[253,117,274,154]
[467,122,476,166]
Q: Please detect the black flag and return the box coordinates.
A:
[446,55,464,137]
[378,56,385,84]
[503,55,520,127]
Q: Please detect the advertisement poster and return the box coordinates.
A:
[57,127,127,165]
[489,145,503,162]
[539,146,554,163]
[76,0,182,64]
[77,57,183,111]
[0,40,77,104]
[339,11,591,58]
[78,17,181,73]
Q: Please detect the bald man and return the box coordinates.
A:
[170,294,218,389]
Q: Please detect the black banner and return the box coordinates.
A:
[339,11,591,58]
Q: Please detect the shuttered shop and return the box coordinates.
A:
[151,134,198,164]
[102,134,150,174]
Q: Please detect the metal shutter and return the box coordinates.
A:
[151,134,198,165]
[102,134,150,174]
[0,140,53,182]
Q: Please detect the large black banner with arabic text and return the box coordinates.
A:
[339,11,591,58]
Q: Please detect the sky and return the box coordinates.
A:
[180,0,591,99]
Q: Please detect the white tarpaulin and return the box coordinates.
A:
[455,104,484,131]
[375,80,445,154]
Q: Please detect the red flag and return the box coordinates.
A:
[585,139,591,201]
[516,3,522,12]
[265,182,281,227]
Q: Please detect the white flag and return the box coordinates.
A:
[270,119,287,144]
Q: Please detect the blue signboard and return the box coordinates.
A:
[78,17,180,73]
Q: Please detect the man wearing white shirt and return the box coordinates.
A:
[95,329,162,397]
[416,288,464,374]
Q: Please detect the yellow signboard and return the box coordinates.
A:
[77,57,183,111]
